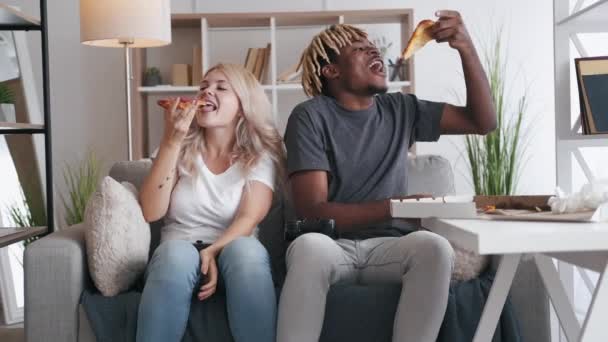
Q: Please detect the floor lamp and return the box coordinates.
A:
[80,0,171,160]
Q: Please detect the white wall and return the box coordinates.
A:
[10,0,555,225]
[193,0,557,196]
[397,0,556,196]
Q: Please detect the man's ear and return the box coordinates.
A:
[321,64,339,80]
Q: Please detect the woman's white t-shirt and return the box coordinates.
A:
[161,153,275,243]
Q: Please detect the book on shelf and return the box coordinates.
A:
[262,43,271,82]
[243,44,271,83]
[172,64,191,86]
[253,48,265,80]
[192,45,203,86]
[277,62,302,83]
[244,48,256,74]
[575,56,608,135]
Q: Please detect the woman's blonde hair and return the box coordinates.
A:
[179,63,286,189]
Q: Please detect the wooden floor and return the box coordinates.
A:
[0,324,24,342]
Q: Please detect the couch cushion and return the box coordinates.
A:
[110,159,163,256]
[109,159,153,190]
[81,270,521,342]
[406,154,455,196]
[84,177,150,296]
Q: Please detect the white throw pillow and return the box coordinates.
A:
[84,176,150,296]
[451,242,490,282]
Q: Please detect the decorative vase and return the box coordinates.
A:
[388,60,407,82]
[143,73,162,86]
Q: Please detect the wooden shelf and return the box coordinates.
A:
[139,86,198,93]
[561,133,608,140]
[0,4,41,31]
[0,122,45,134]
[172,9,412,28]
[0,226,46,248]
[273,83,303,90]
[556,0,608,28]
[139,81,412,94]
[558,134,608,148]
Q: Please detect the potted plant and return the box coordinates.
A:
[143,67,162,86]
[62,151,102,226]
[0,83,14,120]
[465,29,528,196]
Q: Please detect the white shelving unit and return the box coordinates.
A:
[130,9,415,159]
[138,81,412,93]
[553,1,608,341]
[554,0,608,193]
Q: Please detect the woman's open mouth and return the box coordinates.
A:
[199,98,218,113]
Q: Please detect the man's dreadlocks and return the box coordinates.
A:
[297,24,367,97]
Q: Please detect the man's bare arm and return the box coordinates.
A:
[290,170,392,233]
[433,10,497,135]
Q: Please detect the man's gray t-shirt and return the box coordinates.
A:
[284,92,444,239]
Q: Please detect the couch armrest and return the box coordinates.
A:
[24,223,92,342]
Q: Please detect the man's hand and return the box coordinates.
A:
[431,10,473,54]
[433,10,497,135]
[198,248,218,301]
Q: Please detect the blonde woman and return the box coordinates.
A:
[137,63,285,342]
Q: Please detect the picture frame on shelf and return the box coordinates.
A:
[575,56,608,134]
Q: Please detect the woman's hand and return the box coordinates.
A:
[198,247,219,301]
[162,97,198,148]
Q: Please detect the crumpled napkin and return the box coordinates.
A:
[548,179,608,213]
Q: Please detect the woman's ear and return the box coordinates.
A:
[321,64,339,80]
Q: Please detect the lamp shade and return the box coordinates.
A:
[80,0,171,48]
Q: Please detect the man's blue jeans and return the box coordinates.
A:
[136,237,276,342]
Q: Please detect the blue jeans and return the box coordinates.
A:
[136,237,277,342]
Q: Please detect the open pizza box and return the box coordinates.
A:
[474,195,608,223]
[390,195,608,222]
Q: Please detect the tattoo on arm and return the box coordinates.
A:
[157,168,176,189]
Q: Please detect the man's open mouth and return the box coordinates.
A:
[368,58,385,74]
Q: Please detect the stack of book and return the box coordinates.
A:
[244,44,271,82]
[575,56,608,135]
[277,62,302,84]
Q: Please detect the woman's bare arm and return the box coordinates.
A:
[139,98,197,222]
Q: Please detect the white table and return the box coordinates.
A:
[422,218,608,342]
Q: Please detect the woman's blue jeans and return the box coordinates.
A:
[136,237,277,342]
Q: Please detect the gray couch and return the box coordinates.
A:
[24,155,550,342]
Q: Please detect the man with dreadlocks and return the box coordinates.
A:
[279,10,496,342]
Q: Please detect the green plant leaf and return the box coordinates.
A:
[0,83,15,104]
[464,27,530,196]
[61,151,101,226]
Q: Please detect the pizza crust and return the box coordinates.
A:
[401,20,435,60]
[157,98,203,111]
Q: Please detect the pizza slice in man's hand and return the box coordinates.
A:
[402,20,435,60]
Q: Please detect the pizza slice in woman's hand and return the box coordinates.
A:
[401,20,435,60]
[157,97,203,111]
